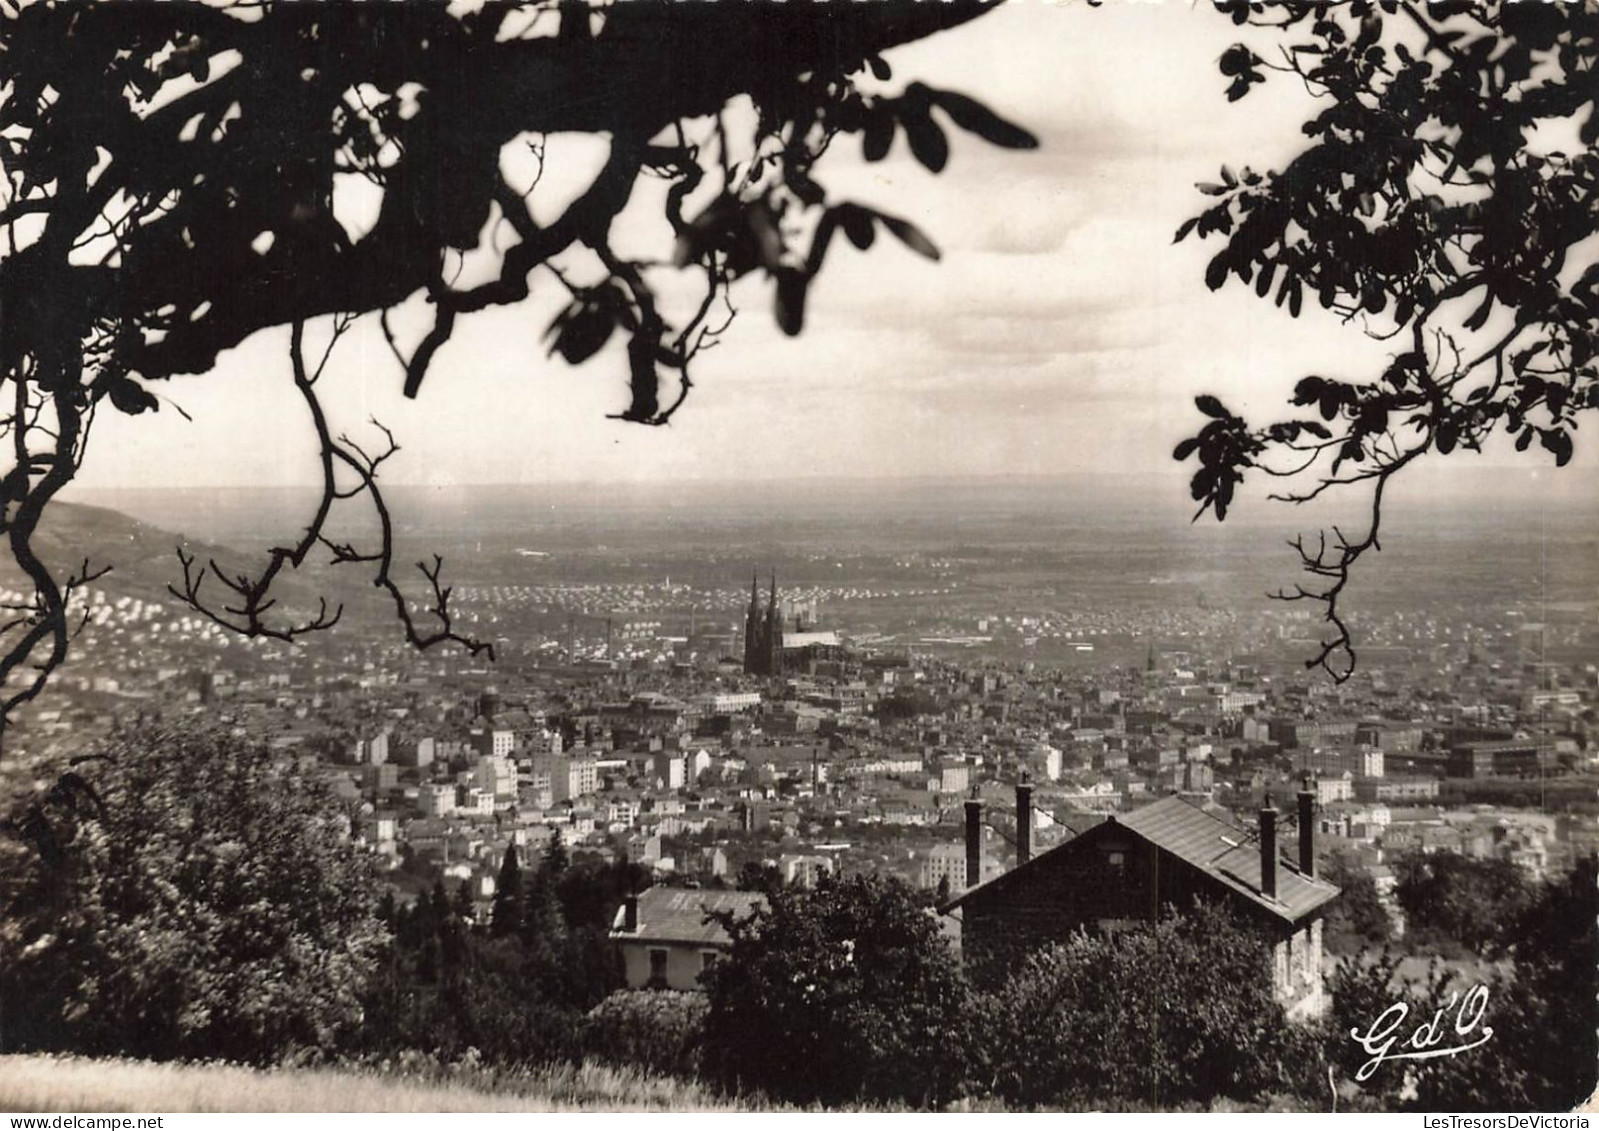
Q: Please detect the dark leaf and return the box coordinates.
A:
[105,376,160,416]
[1173,437,1201,461]
[902,108,949,173]
[862,106,895,162]
[1255,260,1276,298]
[1195,394,1228,419]
[774,269,808,337]
[805,213,837,276]
[879,214,940,260]
[1219,44,1254,77]
[867,55,891,81]
[1292,376,1327,406]
[547,302,617,366]
[1205,252,1229,292]
[835,204,877,251]
[1356,401,1389,433]
[927,89,1038,150]
[789,173,825,208]
[671,229,703,269]
[1540,428,1573,467]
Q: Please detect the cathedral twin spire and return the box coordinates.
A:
[743,572,784,675]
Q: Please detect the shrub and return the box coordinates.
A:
[582,990,708,1079]
[701,871,968,1108]
[973,903,1323,1109]
[0,724,388,1064]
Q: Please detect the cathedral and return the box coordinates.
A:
[743,574,784,676]
[743,574,840,676]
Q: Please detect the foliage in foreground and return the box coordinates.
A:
[1328,856,1599,1113]
[582,990,708,1080]
[972,902,1323,1109]
[360,847,641,1066]
[700,871,968,1108]
[0,725,387,1064]
[5,724,1593,1112]
[1176,1,1598,682]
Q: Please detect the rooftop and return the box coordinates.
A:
[944,794,1340,924]
[609,886,766,947]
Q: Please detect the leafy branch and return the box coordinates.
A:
[1174,0,1597,681]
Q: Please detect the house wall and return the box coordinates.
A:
[1272,918,1327,1019]
[961,823,1225,973]
[618,939,720,992]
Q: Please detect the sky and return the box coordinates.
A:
[69,0,1597,515]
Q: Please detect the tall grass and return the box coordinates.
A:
[0,1054,787,1113]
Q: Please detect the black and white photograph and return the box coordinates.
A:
[0,0,1595,1116]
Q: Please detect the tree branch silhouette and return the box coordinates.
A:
[1174,0,1597,681]
[0,0,1031,743]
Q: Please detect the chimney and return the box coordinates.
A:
[1016,782,1033,866]
[964,799,982,889]
[1259,808,1278,900]
[622,893,639,931]
[1297,789,1316,878]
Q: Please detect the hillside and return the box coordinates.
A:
[1,500,380,626]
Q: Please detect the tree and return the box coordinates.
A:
[700,871,969,1108]
[1322,853,1392,951]
[0,0,1034,745]
[1391,847,1530,950]
[1327,858,1597,1111]
[543,835,570,880]
[490,842,523,937]
[0,723,388,1063]
[1174,1,1598,681]
[973,903,1320,1108]
[734,859,784,896]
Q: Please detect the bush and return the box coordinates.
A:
[701,871,968,1108]
[0,724,388,1064]
[582,990,708,1079]
[973,903,1323,1109]
[1327,858,1599,1112]
[1392,849,1531,950]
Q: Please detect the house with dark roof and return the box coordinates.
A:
[609,886,766,992]
[941,792,1340,1019]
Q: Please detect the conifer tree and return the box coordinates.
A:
[490,843,523,938]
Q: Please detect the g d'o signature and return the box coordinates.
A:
[1350,983,1494,1081]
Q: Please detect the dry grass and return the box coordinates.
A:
[0,1054,779,1113]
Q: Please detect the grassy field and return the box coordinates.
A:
[0,1054,780,1113]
